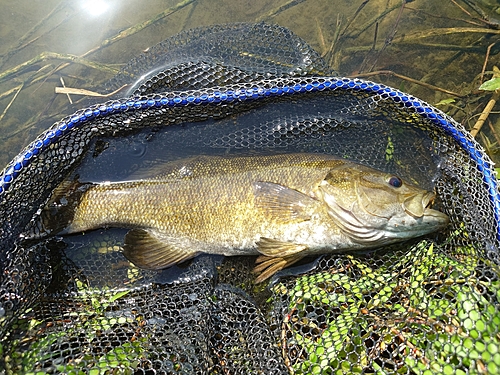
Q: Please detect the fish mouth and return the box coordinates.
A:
[423,193,449,224]
[405,191,449,228]
[422,192,437,215]
[403,191,436,218]
[422,206,450,227]
[424,192,434,208]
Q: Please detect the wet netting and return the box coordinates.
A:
[1,22,499,374]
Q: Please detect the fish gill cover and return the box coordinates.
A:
[0,22,499,375]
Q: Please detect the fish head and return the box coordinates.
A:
[317,163,449,246]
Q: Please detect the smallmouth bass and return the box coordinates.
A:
[38,153,449,282]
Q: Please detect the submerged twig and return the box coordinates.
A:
[366,0,409,72]
[59,77,73,105]
[84,0,197,57]
[471,42,499,137]
[451,0,476,19]
[0,84,23,124]
[344,42,489,53]
[457,0,500,29]
[356,21,379,74]
[316,18,328,56]
[394,27,500,43]
[325,14,342,70]
[350,70,463,97]
[0,86,23,101]
[55,84,129,98]
[338,0,371,39]
[406,5,492,28]
[470,91,499,137]
[342,1,404,40]
[0,52,120,85]
[487,118,500,146]
[257,0,306,21]
[480,43,496,84]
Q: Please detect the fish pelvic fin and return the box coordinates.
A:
[257,237,308,256]
[253,253,305,283]
[41,177,93,235]
[253,181,320,223]
[123,229,199,270]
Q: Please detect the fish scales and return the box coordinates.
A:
[70,153,344,252]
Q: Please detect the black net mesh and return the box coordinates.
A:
[1,22,499,375]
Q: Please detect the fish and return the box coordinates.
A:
[38,153,449,282]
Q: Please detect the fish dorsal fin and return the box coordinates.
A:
[253,181,319,223]
[253,253,305,283]
[256,237,307,256]
[123,229,199,270]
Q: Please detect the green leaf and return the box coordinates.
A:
[435,98,456,106]
[479,77,500,91]
[109,290,131,303]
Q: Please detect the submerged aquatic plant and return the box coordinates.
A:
[273,240,500,374]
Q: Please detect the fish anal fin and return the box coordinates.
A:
[253,181,319,223]
[253,254,305,283]
[123,229,198,270]
[257,237,307,257]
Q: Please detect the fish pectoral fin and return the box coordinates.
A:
[253,181,319,223]
[122,229,198,270]
[257,237,307,256]
[253,254,305,283]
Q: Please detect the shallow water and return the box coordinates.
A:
[0,0,499,168]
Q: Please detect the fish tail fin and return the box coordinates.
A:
[40,177,94,236]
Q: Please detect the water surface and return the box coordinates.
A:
[0,0,498,166]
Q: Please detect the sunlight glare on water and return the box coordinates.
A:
[81,0,111,17]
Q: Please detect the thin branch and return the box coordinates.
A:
[0,84,23,124]
[342,1,404,40]
[480,42,496,84]
[82,0,197,58]
[54,84,129,98]
[257,0,306,21]
[393,27,500,43]
[367,0,409,72]
[0,52,120,84]
[487,117,500,146]
[470,91,499,137]
[350,70,464,97]
[59,77,73,104]
[339,0,371,39]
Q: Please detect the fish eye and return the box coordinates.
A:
[388,176,403,188]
